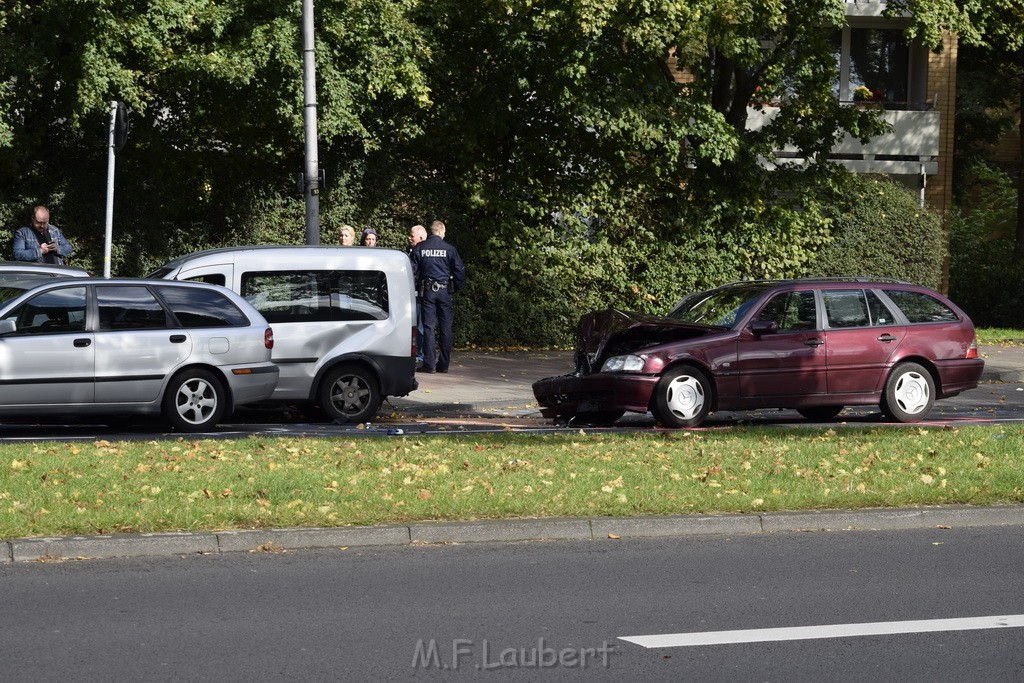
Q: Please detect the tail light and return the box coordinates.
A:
[411,325,418,358]
[966,337,978,359]
[265,327,274,350]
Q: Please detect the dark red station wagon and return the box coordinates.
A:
[532,278,985,428]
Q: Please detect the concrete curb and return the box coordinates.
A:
[4,504,1023,564]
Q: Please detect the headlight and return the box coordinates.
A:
[601,354,645,372]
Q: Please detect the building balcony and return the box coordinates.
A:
[748,105,940,176]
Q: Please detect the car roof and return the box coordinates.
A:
[0,260,90,276]
[718,277,914,288]
[157,244,410,268]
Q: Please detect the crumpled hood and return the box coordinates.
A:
[575,308,720,373]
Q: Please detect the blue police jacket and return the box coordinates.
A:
[410,235,466,291]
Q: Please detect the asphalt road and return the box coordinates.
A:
[0,379,1020,442]
[3,527,1023,680]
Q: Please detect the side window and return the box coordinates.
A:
[97,286,169,331]
[2,286,87,334]
[755,291,816,331]
[883,289,960,323]
[241,271,331,324]
[240,270,390,323]
[185,274,226,287]
[822,290,870,328]
[866,290,898,325]
[154,285,250,328]
[333,271,388,321]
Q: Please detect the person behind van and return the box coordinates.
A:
[360,228,378,247]
[410,220,466,374]
[339,224,356,246]
[407,224,427,364]
[12,205,74,265]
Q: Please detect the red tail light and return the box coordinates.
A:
[411,325,418,358]
[265,327,274,350]
[966,337,978,359]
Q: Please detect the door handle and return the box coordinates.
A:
[169,334,187,343]
[877,334,898,343]
[74,338,91,347]
[805,338,825,347]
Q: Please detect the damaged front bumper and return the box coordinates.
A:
[531,372,660,418]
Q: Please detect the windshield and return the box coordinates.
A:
[667,283,772,328]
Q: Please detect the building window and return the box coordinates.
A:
[829,26,927,109]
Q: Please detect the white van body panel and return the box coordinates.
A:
[150,246,418,418]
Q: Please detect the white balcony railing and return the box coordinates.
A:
[747,106,940,176]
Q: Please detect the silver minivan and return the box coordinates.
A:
[149,246,418,422]
[0,278,279,431]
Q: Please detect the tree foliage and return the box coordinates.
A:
[0,0,1019,343]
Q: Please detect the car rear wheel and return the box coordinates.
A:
[881,362,935,423]
[797,406,844,421]
[319,364,381,424]
[651,366,712,428]
[163,368,226,432]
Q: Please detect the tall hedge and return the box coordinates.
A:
[805,174,946,290]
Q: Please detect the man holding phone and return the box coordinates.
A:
[12,205,74,265]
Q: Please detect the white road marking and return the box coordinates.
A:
[620,614,1024,648]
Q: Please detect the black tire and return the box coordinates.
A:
[797,405,844,421]
[162,368,227,432]
[651,365,712,428]
[573,411,625,427]
[880,362,935,423]
[319,364,382,423]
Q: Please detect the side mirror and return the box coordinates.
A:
[750,320,778,336]
[0,319,16,335]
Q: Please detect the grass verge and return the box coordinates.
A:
[1,425,1022,539]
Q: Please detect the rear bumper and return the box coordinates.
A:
[532,372,659,418]
[224,363,280,407]
[934,358,985,397]
[377,356,418,396]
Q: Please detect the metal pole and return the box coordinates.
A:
[302,0,320,244]
[103,101,116,277]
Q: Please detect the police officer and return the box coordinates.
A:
[410,220,466,373]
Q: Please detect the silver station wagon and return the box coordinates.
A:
[150,246,418,423]
[0,278,279,431]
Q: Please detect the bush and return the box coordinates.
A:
[948,165,1024,326]
[804,174,946,289]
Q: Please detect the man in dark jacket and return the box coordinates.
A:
[409,220,466,373]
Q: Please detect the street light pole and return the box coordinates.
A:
[302,0,321,245]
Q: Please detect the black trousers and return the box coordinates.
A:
[420,287,454,371]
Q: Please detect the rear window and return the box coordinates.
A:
[96,286,168,331]
[822,290,870,328]
[883,289,960,323]
[240,270,389,324]
[154,285,250,328]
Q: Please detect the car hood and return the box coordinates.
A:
[575,308,722,372]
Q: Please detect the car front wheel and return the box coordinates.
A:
[571,411,625,427]
[797,406,844,421]
[651,366,712,428]
[881,362,935,423]
[163,369,227,432]
[319,364,381,423]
